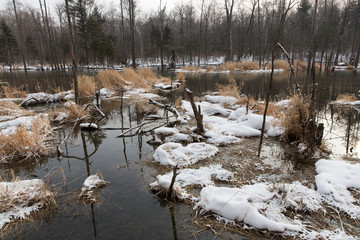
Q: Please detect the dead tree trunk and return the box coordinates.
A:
[186,88,204,134]
[166,165,179,201]
[65,0,79,104]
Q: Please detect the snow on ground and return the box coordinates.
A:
[154,127,190,143]
[335,100,360,105]
[0,179,53,230]
[0,115,46,135]
[79,174,110,202]
[204,95,238,105]
[196,183,301,232]
[79,123,99,130]
[315,159,360,218]
[150,164,232,200]
[126,89,160,99]
[21,91,74,105]
[153,142,218,167]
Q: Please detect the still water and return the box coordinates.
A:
[0,70,359,239]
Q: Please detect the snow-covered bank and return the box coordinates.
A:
[0,179,54,231]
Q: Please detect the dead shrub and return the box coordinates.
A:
[1,85,27,98]
[0,115,53,163]
[78,75,96,97]
[336,93,357,102]
[96,70,125,90]
[279,94,310,142]
[176,72,185,81]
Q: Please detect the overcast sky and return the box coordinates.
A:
[0,0,180,14]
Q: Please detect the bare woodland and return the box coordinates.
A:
[0,0,360,71]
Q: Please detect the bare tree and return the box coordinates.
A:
[65,0,79,104]
[12,0,28,87]
[128,0,136,68]
[225,0,236,61]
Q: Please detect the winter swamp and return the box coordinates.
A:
[0,69,360,240]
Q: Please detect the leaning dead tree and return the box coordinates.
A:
[186,88,204,134]
[258,0,295,157]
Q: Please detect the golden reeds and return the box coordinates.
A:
[96,70,125,90]
[78,75,96,97]
[216,78,241,99]
[176,72,185,81]
[1,85,27,98]
[0,101,30,117]
[0,115,53,163]
[336,93,357,102]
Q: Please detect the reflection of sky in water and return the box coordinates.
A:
[321,106,360,158]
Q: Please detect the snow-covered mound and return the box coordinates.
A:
[0,179,54,230]
[153,142,218,167]
[150,164,232,200]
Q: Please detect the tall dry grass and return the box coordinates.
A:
[336,93,357,102]
[216,78,241,99]
[78,75,96,97]
[0,115,53,163]
[238,61,260,71]
[137,68,158,84]
[96,70,125,90]
[122,68,149,89]
[273,60,290,70]
[0,101,30,117]
[1,85,27,98]
[176,72,185,81]
[182,65,200,72]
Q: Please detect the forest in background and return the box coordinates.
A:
[0,0,359,71]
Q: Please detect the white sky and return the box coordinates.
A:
[0,0,180,14]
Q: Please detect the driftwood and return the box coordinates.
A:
[185,88,204,134]
[116,121,152,138]
[19,97,40,107]
[148,99,180,118]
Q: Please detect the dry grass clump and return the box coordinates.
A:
[273,60,289,70]
[336,93,357,102]
[238,61,260,71]
[218,62,237,72]
[0,101,29,117]
[216,78,242,99]
[0,115,53,163]
[182,65,200,72]
[47,100,87,123]
[206,65,217,72]
[176,71,185,81]
[1,85,27,98]
[279,94,310,142]
[0,177,55,233]
[78,173,109,204]
[294,60,308,71]
[78,75,96,97]
[96,70,125,90]
[137,68,158,84]
[122,68,149,89]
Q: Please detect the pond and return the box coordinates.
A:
[1,70,359,239]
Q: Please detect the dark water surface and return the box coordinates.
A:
[1,70,359,239]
